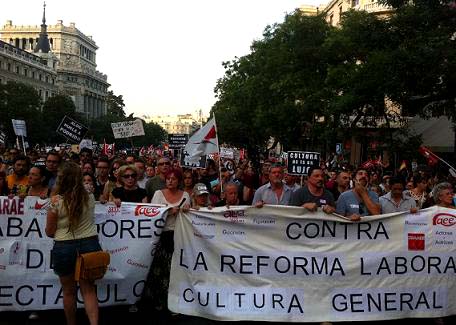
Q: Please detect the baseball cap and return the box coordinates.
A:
[193,183,209,196]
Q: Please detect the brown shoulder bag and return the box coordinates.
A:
[74,251,110,282]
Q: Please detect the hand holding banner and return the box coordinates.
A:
[169,206,456,322]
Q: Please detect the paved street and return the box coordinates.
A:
[0,306,454,325]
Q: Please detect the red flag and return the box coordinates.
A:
[102,139,108,156]
[418,146,438,166]
[102,139,115,157]
[361,159,374,169]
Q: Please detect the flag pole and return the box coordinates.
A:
[21,136,26,155]
[424,147,456,173]
[213,114,223,194]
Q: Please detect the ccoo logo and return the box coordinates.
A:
[134,206,160,217]
[433,213,456,227]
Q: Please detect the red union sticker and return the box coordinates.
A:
[408,233,425,251]
[433,213,456,227]
[134,206,160,217]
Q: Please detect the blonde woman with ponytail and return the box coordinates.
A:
[46,161,100,325]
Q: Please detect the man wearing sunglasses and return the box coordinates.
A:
[145,157,171,201]
[336,167,381,220]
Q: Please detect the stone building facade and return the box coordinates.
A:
[324,1,393,26]
[0,6,109,119]
[300,1,394,26]
[143,114,202,135]
[0,39,58,101]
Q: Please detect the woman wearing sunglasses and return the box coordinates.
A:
[110,165,148,206]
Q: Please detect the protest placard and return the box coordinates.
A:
[169,206,456,322]
[180,152,207,168]
[287,151,320,175]
[220,147,235,159]
[168,134,188,149]
[111,119,145,139]
[11,119,27,137]
[56,116,88,143]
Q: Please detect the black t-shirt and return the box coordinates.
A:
[290,186,335,207]
[111,187,147,203]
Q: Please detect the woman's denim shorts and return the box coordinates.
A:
[52,236,101,277]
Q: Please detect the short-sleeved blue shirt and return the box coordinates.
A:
[336,190,379,216]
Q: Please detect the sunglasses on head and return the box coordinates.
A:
[123,173,137,179]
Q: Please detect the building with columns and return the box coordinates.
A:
[143,113,204,135]
[0,4,109,119]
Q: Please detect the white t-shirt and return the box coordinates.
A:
[151,190,191,231]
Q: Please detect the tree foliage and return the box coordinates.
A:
[0,82,41,145]
[0,84,166,148]
[212,2,456,157]
[41,94,81,144]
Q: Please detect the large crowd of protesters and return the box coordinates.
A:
[1,146,454,213]
[0,145,455,324]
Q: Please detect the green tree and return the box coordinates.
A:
[212,12,331,158]
[134,120,167,147]
[41,94,82,144]
[0,81,41,145]
[106,90,127,118]
[379,0,456,120]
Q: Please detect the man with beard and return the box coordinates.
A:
[290,166,335,214]
[253,163,292,207]
[336,167,381,219]
[6,155,30,195]
[331,170,351,201]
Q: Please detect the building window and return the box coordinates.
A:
[46,76,49,83]
[24,68,27,76]
[15,66,19,74]
[39,74,42,81]
[32,71,35,79]
[329,14,334,26]
[339,6,343,21]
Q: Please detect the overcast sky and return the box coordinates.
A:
[1,0,325,117]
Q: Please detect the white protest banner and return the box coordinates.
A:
[0,197,168,311]
[111,119,145,139]
[11,119,27,137]
[169,206,456,322]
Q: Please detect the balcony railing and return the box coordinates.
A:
[363,1,392,13]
